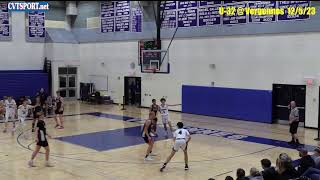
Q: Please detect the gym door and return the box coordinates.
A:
[272,84,305,123]
[124,77,141,106]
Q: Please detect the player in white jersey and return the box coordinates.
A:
[160,122,191,172]
[3,96,17,133]
[159,98,173,136]
[16,100,34,137]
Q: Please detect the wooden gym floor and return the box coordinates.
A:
[0,101,318,180]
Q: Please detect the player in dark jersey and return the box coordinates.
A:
[150,99,159,116]
[28,112,53,167]
[36,88,48,117]
[142,112,157,161]
[32,96,43,132]
[54,91,64,129]
[150,99,159,136]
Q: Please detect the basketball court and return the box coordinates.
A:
[0,102,316,180]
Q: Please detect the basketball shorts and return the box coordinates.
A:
[37,140,49,147]
[55,110,63,115]
[143,135,151,144]
[18,116,26,124]
[161,115,169,124]
[290,121,299,134]
[173,139,187,152]
[5,110,15,122]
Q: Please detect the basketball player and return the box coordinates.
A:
[288,101,300,145]
[32,96,43,132]
[46,96,55,116]
[150,99,159,116]
[54,91,64,129]
[16,100,34,136]
[28,112,53,167]
[3,96,17,133]
[160,122,191,172]
[159,98,173,136]
[142,112,157,161]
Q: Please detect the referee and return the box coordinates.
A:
[288,101,300,145]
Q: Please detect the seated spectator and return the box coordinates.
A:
[261,159,277,180]
[237,168,249,180]
[311,147,320,168]
[275,153,299,180]
[225,176,234,180]
[297,148,315,176]
[248,168,263,180]
[302,167,320,180]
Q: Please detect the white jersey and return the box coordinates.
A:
[159,104,169,116]
[18,105,32,117]
[173,128,190,140]
[5,99,16,112]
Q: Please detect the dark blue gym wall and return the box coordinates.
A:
[0,70,49,99]
[182,85,273,123]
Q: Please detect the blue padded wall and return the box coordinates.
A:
[0,70,48,99]
[182,85,272,123]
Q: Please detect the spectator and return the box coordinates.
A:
[237,168,249,180]
[311,147,320,168]
[302,167,320,180]
[261,159,277,180]
[225,176,234,180]
[275,153,298,180]
[297,148,315,176]
[248,168,263,180]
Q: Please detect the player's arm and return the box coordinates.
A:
[294,109,299,122]
[27,105,35,109]
[46,131,52,139]
[35,127,39,142]
[60,97,64,110]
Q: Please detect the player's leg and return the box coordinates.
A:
[183,143,189,170]
[60,114,64,128]
[44,146,53,167]
[144,136,154,160]
[4,111,10,133]
[54,113,59,128]
[56,114,64,129]
[29,145,41,167]
[17,116,25,138]
[162,116,169,135]
[32,113,36,132]
[11,117,17,136]
[168,120,173,132]
[160,149,176,172]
